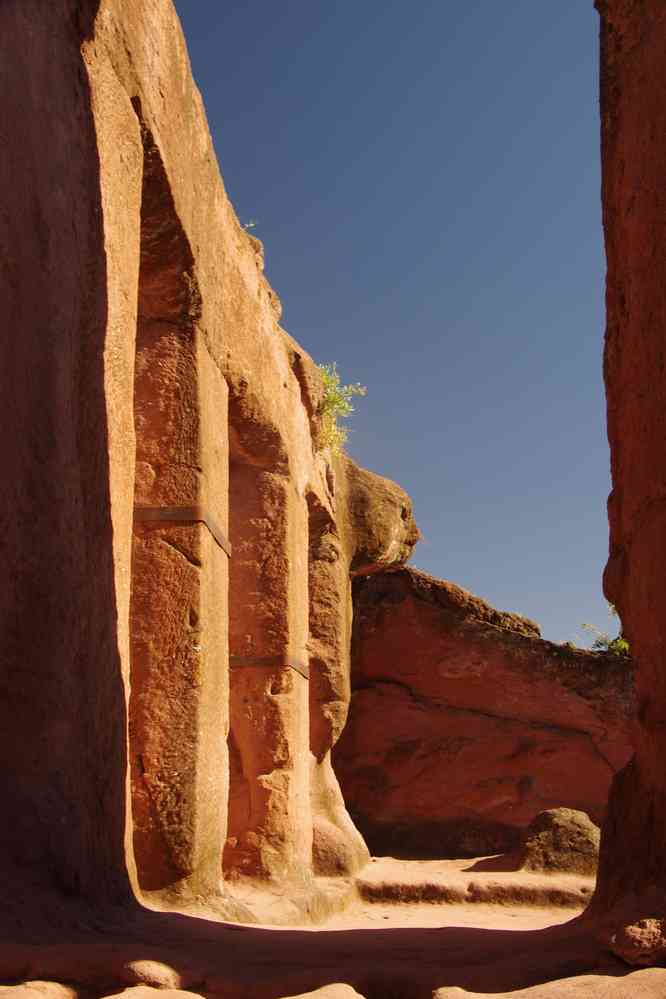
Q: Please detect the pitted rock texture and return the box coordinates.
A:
[340,457,420,576]
[334,568,633,856]
[0,0,420,927]
[517,809,600,877]
[610,919,666,968]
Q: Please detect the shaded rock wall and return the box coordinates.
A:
[335,569,633,857]
[4,0,654,953]
[0,0,418,926]
[0,0,134,915]
[591,0,666,943]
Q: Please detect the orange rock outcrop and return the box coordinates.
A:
[335,569,633,857]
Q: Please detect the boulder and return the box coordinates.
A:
[517,809,600,876]
[610,919,666,967]
[339,457,420,576]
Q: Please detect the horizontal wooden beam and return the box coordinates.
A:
[134,505,232,558]
[229,654,310,680]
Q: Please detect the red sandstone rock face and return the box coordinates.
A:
[0,0,134,913]
[0,0,420,926]
[334,569,633,857]
[2,0,666,991]
[306,458,418,879]
[591,0,666,960]
[340,458,421,576]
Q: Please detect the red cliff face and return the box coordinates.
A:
[0,0,419,930]
[335,569,633,857]
[591,1,666,960]
[4,0,666,991]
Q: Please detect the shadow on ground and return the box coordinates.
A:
[0,902,638,999]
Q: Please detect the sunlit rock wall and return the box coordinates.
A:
[0,0,419,927]
[336,568,633,857]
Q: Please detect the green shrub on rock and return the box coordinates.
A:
[316,362,366,455]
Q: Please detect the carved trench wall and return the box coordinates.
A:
[31,0,418,911]
[4,0,659,943]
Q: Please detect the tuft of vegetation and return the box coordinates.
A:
[316,362,366,455]
[581,604,630,656]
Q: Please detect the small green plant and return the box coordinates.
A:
[581,604,630,656]
[316,362,366,454]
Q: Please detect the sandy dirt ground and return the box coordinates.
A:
[353,857,594,908]
[322,900,571,933]
[295,856,591,933]
[2,859,666,998]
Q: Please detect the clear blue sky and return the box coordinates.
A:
[174,1,611,645]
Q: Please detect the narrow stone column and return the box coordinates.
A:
[307,492,369,876]
[130,329,229,897]
[129,121,229,899]
[225,465,312,882]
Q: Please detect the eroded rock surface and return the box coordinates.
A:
[335,568,633,856]
[591,0,666,959]
[517,809,600,877]
[0,0,418,930]
[279,987,366,999]
[609,919,666,968]
[433,967,666,998]
[0,986,78,999]
[3,0,663,994]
